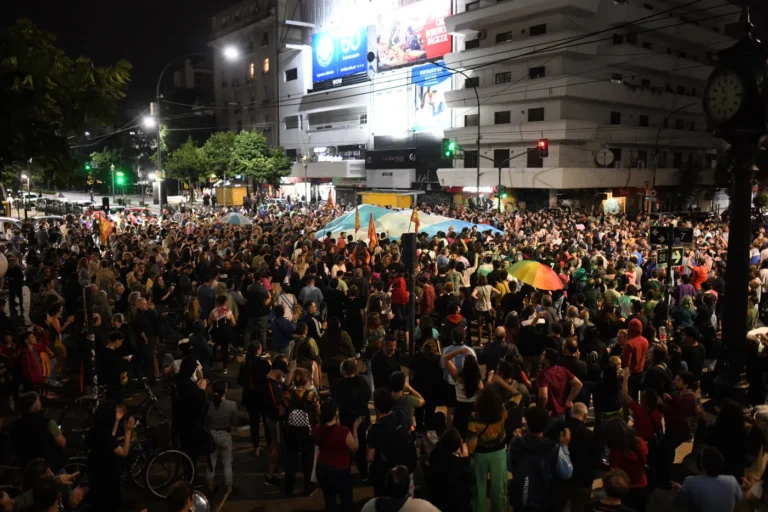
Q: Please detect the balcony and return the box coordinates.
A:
[289,160,366,179]
[600,45,714,82]
[446,0,599,36]
[444,30,585,68]
[444,75,705,113]
[445,119,597,145]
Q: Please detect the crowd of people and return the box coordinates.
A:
[0,196,767,512]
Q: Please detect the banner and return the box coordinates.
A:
[411,62,450,132]
[376,0,451,70]
[312,26,369,83]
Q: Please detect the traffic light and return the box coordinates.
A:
[84,162,92,171]
[499,185,508,198]
[538,139,549,158]
[442,138,456,158]
[116,171,125,185]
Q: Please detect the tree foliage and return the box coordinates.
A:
[201,132,236,178]
[166,137,209,200]
[230,131,292,188]
[0,19,131,180]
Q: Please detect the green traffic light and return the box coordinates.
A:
[448,142,455,150]
[116,176,125,185]
[502,192,508,198]
[85,163,92,171]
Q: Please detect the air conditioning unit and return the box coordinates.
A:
[477,31,486,40]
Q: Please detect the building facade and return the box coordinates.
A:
[210,0,738,212]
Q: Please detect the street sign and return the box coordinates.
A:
[657,248,669,270]
[671,246,684,266]
[649,226,670,245]
[673,227,693,245]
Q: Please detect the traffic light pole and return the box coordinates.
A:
[476,149,535,211]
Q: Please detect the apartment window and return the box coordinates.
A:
[639,115,649,127]
[465,1,479,11]
[495,72,512,84]
[691,88,697,97]
[494,149,511,168]
[611,73,623,84]
[465,77,479,88]
[527,148,543,168]
[263,58,270,73]
[465,114,479,127]
[285,115,300,130]
[261,32,269,47]
[675,119,684,130]
[706,51,713,60]
[613,34,624,45]
[676,85,685,95]
[673,152,683,168]
[640,78,651,88]
[610,111,622,125]
[610,148,622,164]
[286,149,298,159]
[464,150,478,168]
[360,113,368,124]
[643,3,654,10]
[529,24,546,36]
[465,38,480,50]
[642,41,653,49]
[528,108,544,122]
[237,120,242,132]
[285,68,298,81]
[494,111,511,124]
[496,31,512,43]
[637,150,648,165]
[627,33,638,44]
[529,66,546,79]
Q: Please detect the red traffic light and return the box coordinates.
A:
[538,140,546,148]
[538,138,549,158]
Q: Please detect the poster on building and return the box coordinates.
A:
[312,26,370,83]
[411,62,450,132]
[376,0,451,70]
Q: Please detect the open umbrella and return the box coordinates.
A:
[219,212,253,225]
[507,260,564,290]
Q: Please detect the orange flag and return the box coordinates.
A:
[367,212,378,250]
[99,218,112,245]
[410,207,420,233]
[326,189,334,211]
[354,204,361,235]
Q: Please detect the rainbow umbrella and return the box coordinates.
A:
[507,260,564,291]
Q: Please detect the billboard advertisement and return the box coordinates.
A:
[411,62,450,132]
[376,0,451,70]
[312,26,369,83]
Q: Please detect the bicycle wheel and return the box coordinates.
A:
[145,449,194,498]
[126,450,148,488]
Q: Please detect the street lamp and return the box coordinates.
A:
[142,116,157,129]
[20,174,29,220]
[301,155,309,203]
[110,164,116,202]
[434,62,481,209]
[153,47,240,213]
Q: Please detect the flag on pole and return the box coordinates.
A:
[354,204,361,234]
[367,212,378,250]
[410,207,420,233]
[326,189,334,211]
[99,218,113,246]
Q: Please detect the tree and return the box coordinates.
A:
[201,132,236,181]
[230,130,292,192]
[166,137,208,201]
[0,19,131,183]
[754,193,768,209]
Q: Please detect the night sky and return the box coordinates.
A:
[5,0,238,110]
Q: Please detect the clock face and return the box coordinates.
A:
[704,70,745,123]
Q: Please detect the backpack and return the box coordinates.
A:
[285,389,316,435]
[584,349,600,377]
[510,446,554,509]
[378,417,417,474]
[391,398,413,431]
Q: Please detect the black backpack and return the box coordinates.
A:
[378,418,417,474]
[285,389,316,436]
[510,446,554,509]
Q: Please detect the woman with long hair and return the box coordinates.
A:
[472,275,500,346]
[314,398,361,512]
[318,317,355,387]
[701,398,751,479]
[467,388,507,512]
[603,417,649,511]
[172,355,208,460]
[87,401,135,511]
[45,303,73,380]
[391,276,410,353]
[184,297,203,333]
[205,380,238,497]
[442,346,483,438]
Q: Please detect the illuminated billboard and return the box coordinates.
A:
[411,62,450,132]
[376,0,452,70]
[312,26,369,83]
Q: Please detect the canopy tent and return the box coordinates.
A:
[316,204,504,241]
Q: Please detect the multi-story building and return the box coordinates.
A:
[210,0,738,212]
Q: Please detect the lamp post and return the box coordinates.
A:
[302,155,309,203]
[434,62,481,209]
[20,174,29,220]
[150,46,240,213]
[110,164,115,202]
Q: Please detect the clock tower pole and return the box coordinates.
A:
[702,7,767,403]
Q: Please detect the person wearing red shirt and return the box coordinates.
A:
[687,255,709,291]
[17,331,45,392]
[537,348,583,421]
[604,417,649,512]
[314,399,361,512]
[664,372,699,467]
[621,319,648,400]
[419,276,436,317]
